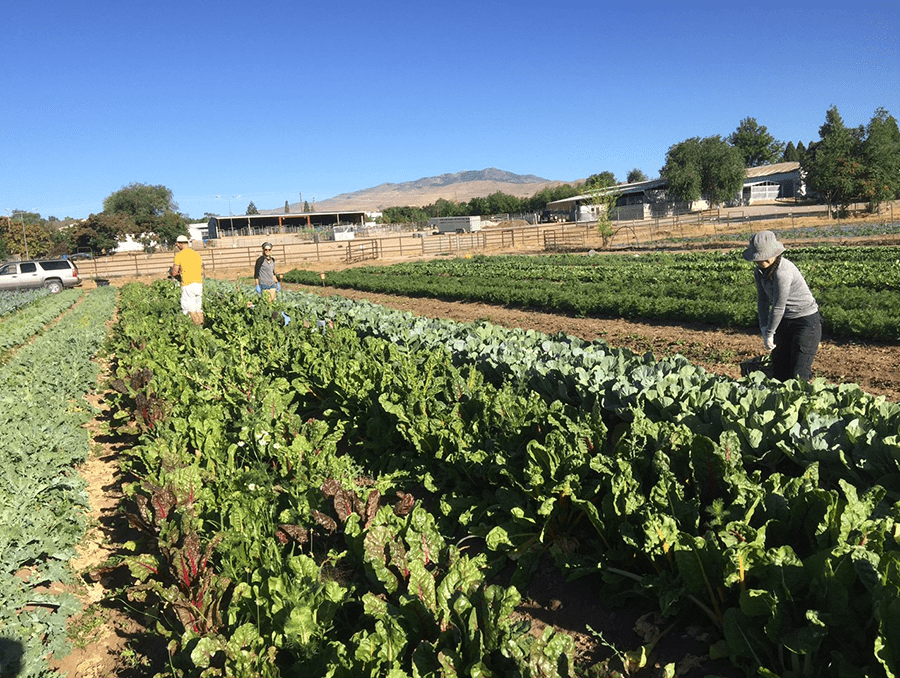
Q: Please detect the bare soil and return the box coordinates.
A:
[60,248,899,678]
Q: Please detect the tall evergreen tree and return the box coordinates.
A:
[247,201,259,215]
[802,106,864,214]
[782,141,799,162]
[727,117,784,167]
[861,107,900,208]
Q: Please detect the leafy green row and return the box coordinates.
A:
[0,286,117,678]
[108,281,900,677]
[283,247,900,341]
[106,281,576,677]
[279,287,900,493]
[0,288,51,318]
[0,288,81,356]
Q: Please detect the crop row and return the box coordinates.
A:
[282,247,900,341]
[0,286,117,678]
[0,288,81,357]
[0,288,51,318]
[659,220,900,245]
[106,280,900,677]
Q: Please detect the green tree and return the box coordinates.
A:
[660,135,746,207]
[303,201,310,212]
[247,201,259,215]
[661,137,702,202]
[626,168,648,183]
[431,198,466,217]
[467,196,489,216]
[153,212,190,248]
[583,171,617,190]
[103,183,178,228]
[803,105,864,214]
[727,117,784,167]
[586,185,619,247]
[0,216,53,259]
[74,212,135,254]
[382,206,429,223]
[782,141,799,162]
[482,191,523,215]
[284,200,290,214]
[103,182,185,246]
[860,107,900,209]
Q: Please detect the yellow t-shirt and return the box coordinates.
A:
[174,247,202,285]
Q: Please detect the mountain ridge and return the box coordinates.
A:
[267,168,579,214]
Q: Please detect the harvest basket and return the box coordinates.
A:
[740,354,774,378]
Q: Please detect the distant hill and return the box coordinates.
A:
[269,168,579,214]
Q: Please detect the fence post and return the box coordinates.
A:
[208,248,215,273]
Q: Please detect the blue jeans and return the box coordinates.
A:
[771,312,822,381]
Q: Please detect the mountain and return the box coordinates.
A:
[276,168,578,213]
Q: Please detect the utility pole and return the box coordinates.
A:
[21,211,29,259]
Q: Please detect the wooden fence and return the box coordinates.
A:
[77,223,593,280]
[75,203,899,281]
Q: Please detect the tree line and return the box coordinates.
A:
[0,183,189,260]
[379,184,584,224]
[659,106,900,213]
[4,105,896,260]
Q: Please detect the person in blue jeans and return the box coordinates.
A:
[254,242,281,301]
[743,231,822,381]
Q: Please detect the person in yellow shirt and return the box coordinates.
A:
[171,234,204,326]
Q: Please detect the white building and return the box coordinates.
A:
[547,162,804,221]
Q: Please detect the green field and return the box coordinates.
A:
[284,246,900,342]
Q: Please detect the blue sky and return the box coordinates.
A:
[1,0,898,220]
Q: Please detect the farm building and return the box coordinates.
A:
[207,211,367,239]
[547,162,803,221]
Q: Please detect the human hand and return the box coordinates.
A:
[763,333,776,351]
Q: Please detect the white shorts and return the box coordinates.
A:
[180,283,203,314]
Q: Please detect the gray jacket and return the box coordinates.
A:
[755,257,819,334]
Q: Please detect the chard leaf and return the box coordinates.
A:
[284,604,317,646]
[408,559,437,615]
[364,525,400,593]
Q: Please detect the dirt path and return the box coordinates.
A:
[292,284,900,403]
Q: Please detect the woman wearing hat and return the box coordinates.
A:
[743,231,821,381]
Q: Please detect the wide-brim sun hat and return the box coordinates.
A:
[743,230,785,261]
[176,235,190,243]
